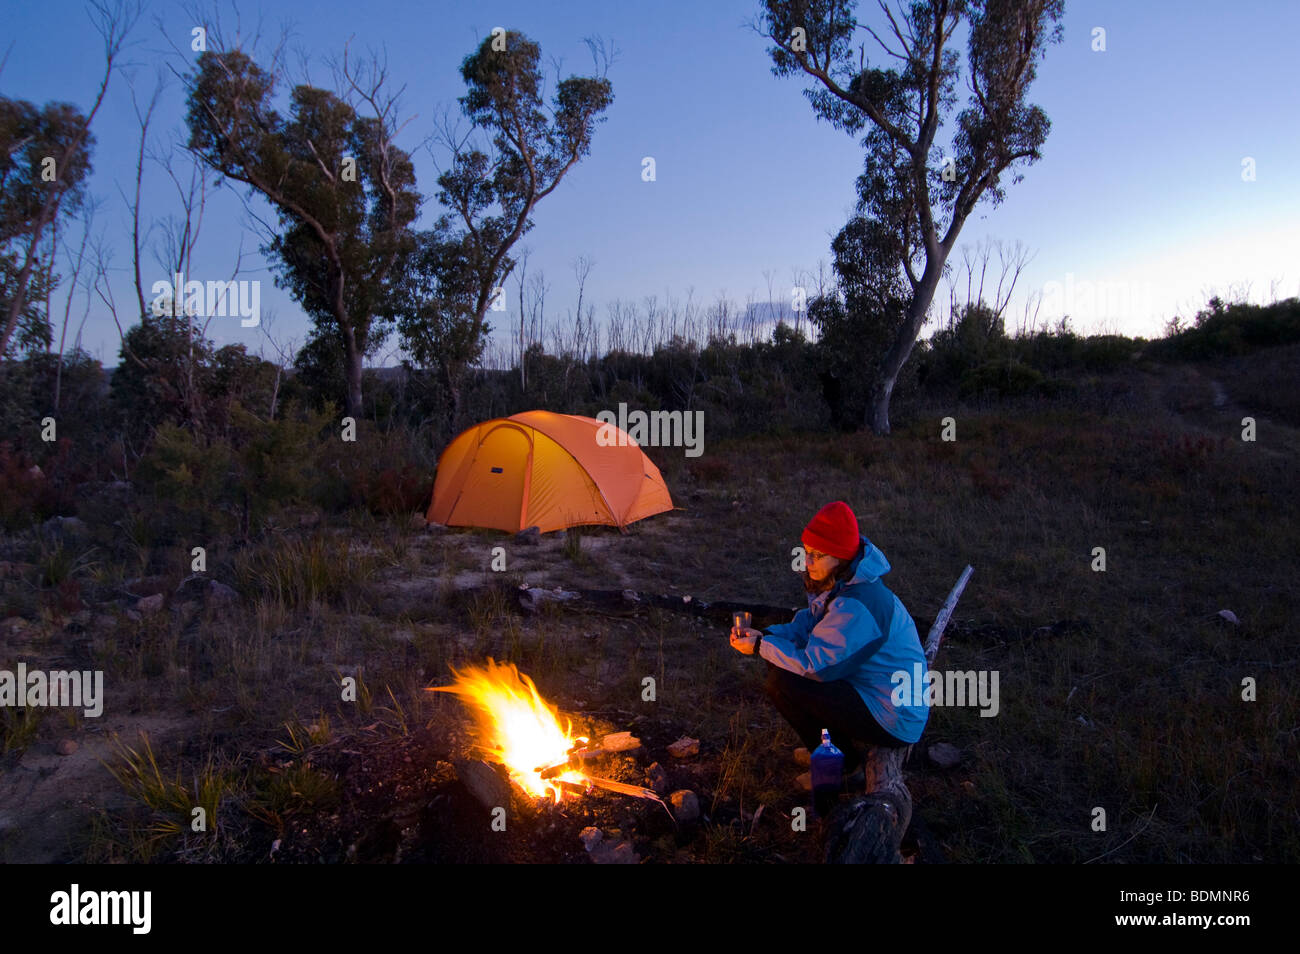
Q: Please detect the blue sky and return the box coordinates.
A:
[5,0,1299,366]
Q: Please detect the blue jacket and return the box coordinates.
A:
[759,535,930,744]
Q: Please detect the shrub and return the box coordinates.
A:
[958,360,1045,399]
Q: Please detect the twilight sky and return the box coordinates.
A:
[4,0,1299,367]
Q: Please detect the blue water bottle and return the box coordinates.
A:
[811,728,844,817]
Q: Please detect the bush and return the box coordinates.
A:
[958,359,1045,399]
[1079,334,1143,372]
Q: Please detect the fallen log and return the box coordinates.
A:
[513,583,798,630]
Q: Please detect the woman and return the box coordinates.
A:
[729,500,929,776]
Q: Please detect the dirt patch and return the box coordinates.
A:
[0,712,191,863]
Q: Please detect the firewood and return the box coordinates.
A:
[453,759,511,813]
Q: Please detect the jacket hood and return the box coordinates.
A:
[848,534,891,584]
[807,534,891,610]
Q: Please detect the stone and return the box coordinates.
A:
[42,515,88,538]
[796,771,812,792]
[669,790,700,823]
[514,526,541,546]
[793,746,811,767]
[56,739,79,756]
[601,731,641,754]
[589,839,640,864]
[137,594,165,615]
[1217,609,1240,625]
[667,736,699,759]
[409,513,428,530]
[927,742,962,769]
[581,827,639,864]
[644,762,669,795]
[208,581,239,604]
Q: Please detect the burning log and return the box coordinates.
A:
[429,660,670,820]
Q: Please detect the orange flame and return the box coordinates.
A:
[431,659,585,801]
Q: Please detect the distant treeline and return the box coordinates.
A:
[1,295,1296,537]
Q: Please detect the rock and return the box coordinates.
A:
[667,736,699,759]
[584,831,640,864]
[1216,609,1240,625]
[795,771,812,792]
[208,581,239,605]
[514,526,541,546]
[601,731,641,754]
[927,742,962,769]
[125,609,142,623]
[0,561,31,580]
[621,589,640,603]
[409,513,428,530]
[793,746,811,767]
[2,617,30,636]
[669,789,700,823]
[56,739,79,756]
[176,576,240,606]
[42,515,88,538]
[644,762,669,795]
[27,465,44,480]
[136,594,165,615]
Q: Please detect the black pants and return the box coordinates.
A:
[763,663,908,769]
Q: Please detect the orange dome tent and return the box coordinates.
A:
[426,410,674,533]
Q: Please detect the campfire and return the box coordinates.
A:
[429,659,662,806]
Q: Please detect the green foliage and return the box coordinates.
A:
[923,300,1012,390]
[1145,297,1300,361]
[397,31,613,427]
[958,358,1045,399]
[185,49,420,415]
[0,95,96,357]
[133,422,238,539]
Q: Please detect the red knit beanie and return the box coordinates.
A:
[801,501,860,560]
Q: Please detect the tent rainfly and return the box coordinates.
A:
[426,410,674,534]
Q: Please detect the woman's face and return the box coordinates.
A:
[805,546,842,582]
